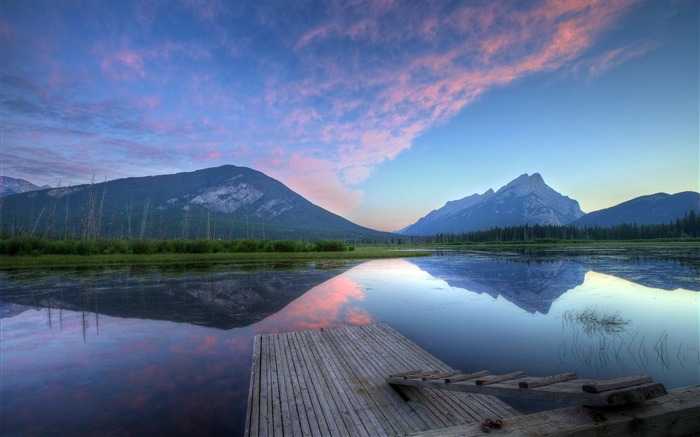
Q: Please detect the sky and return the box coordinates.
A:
[1,0,698,232]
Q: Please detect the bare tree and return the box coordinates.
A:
[126,201,133,240]
[140,198,150,239]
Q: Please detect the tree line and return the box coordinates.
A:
[411,210,700,244]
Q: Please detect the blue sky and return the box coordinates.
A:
[1,0,698,231]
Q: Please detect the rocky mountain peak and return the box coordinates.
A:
[399,173,584,235]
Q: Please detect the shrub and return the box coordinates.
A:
[272,240,297,252]
[130,239,153,255]
[314,239,347,252]
[234,239,262,252]
[0,236,49,255]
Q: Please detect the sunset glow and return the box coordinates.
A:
[1,0,697,231]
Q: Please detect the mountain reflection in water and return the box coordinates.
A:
[1,249,698,436]
[0,261,359,329]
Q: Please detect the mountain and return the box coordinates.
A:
[399,173,584,235]
[570,192,700,228]
[0,176,50,197]
[0,165,393,241]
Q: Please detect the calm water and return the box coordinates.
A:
[1,248,698,436]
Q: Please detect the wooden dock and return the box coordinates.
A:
[244,323,518,437]
[245,323,700,436]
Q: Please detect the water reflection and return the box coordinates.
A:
[254,275,373,333]
[1,250,698,436]
[0,261,359,330]
[408,252,587,313]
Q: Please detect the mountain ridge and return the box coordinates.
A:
[2,167,698,238]
[0,176,50,197]
[570,191,699,227]
[0,165,394,240]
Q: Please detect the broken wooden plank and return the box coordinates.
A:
[422,370,461,381]
[389,370,423,378]
[445,371,489,383]
[582,375,653,393]
[604,382,668,406]
[405,370,440,380]
[475,371,526,385]
[519,372,577,388]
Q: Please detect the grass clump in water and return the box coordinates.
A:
[562,305,630,335]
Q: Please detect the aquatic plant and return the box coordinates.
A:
[562,305,630,336]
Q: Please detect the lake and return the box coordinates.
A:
[1,247,698,436]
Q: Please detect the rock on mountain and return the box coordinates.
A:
[570,192,700,227]
[0,176,50,197]
[0,165,393,240]
[399,173,584,235]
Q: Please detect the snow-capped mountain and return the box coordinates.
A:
[0,176,50,197]
[399,173,584,235]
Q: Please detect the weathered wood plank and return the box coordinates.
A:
[244,335,262,437]
[273,334,299,436]
[269,335,284,437]
[291,333,347,435]
[286,331,325,436]
[259,335,271,437]
[519,372,578,388]
[328,325,422,435]
[389,369,423,378]
[279,333,310,437]
[406,370,441,379]
[582,374,653,393]
[476,371,527,385]
[604,382,668,406]
[303,330,367,436]
[423,370,462,381]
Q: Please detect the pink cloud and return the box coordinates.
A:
[256,152,364,216]
[100,49,146,80]
[243,0,639,221]
[584,42,658,77]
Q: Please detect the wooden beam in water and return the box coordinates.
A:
[387,376,668,407]
[407,385,700,437]
[519,372,577,388]
[475,371,527,385]
[445,371,489,383]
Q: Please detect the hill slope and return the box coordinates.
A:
[571,192,700,227]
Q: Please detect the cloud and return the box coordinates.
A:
[1,0,642,216]
[271,0,639,200]
[584,42,659,77]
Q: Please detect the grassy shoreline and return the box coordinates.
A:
[0,248,432,269]
[1,240,697,269]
